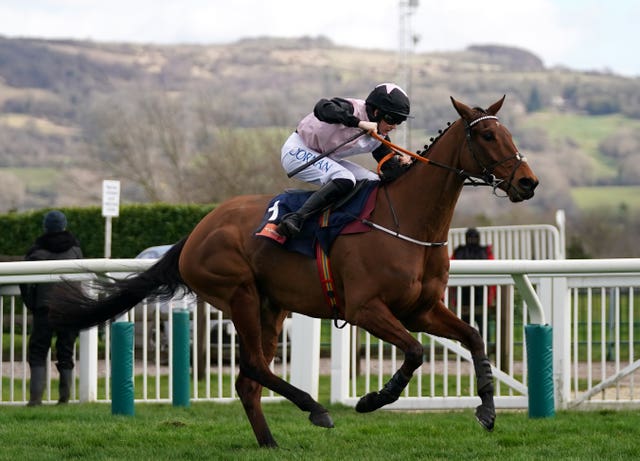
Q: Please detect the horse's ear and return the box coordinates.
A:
[450,96,475,121]
[486,95,506,115]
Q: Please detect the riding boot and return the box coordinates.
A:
[57,367,73,404]
[27,365,47,407]
[276,178,353,238]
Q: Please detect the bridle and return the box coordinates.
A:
[462,115,527,197]
[372,113,528,197]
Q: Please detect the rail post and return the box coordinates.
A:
[172,309,191,407]
[512,274,555,418]
[111,321,135,416]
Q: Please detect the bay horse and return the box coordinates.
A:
[50,96,538,448]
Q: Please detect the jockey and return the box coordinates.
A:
[277,82,412,238]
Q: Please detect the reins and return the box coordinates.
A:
[370,131,461,176]
[371,128,495,187]
[370,115,525,194]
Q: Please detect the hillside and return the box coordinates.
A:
[1,35,640,215]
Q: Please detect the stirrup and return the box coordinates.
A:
[276,213,303,238]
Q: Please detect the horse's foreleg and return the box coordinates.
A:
[352,300,424,413]
[472,355,495,431]
[416,302,495,431]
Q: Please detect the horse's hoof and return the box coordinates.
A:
[475,405,495,432]
[355,392,378,413]
[258,439,279,449]
[356,390,399,413]
[309,411,334,428]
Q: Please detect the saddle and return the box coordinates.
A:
[255,180,379,258]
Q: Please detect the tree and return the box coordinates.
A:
[599,127,640,185]
[81,88,292,204]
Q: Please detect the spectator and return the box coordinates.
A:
[19,210,83,406]
[450,228,496,331]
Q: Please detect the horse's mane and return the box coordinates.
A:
[381,121,455,181]
[387,105,489,178]
[416,121,454,159]
[416,106,487,158]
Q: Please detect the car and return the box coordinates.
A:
[135,244,173,260]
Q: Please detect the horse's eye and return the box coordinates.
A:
[481,132,494,141]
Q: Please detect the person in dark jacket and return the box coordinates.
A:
[450,228,496,332]
[19,210,83,406]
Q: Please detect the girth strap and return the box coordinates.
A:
[315,210,347,328]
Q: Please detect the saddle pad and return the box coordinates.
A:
[255,181,379,257]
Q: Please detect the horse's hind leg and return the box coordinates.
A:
[417,302,495,431]
[235,372,276,448]
[234,307,289,448]
[231,283,333,437]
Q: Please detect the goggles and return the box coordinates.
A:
[381,112,407,125]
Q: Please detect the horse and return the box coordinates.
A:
[49,95,538,448]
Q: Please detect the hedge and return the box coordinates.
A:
[0,203,216,259]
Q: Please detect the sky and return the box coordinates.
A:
[1,0,638,78]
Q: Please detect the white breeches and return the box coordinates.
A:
[281,132,379,186]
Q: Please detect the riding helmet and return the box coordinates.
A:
[365,83,411,117]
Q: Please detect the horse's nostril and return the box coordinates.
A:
[519,177,538,192]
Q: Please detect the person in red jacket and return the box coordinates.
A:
[450,228,496,332]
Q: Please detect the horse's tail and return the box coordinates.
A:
[49,237,188,331]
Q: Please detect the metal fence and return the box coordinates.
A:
[326,270,640,410]
[449,223,563,260]
[0,277,290,406]
[565,277,640,408]
[2,242,640,411]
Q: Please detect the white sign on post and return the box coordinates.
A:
[102,180,121,259]
[102,180,121,217]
